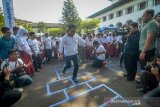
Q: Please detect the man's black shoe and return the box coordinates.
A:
[72,78,79,83]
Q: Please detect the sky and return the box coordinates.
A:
[0,0,111,23]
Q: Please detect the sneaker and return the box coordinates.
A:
[72,78,79,83]
[14,88,23,92]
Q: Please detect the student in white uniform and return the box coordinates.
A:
[43,33,52,62]
[92,41,106,68]
[28,32,42,72]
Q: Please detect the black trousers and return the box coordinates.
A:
[140,71,159,91]
[32,54,42,70]
[0,90,21,107]
[63,54,79,79]
[124,53,139,79]
[45,49,52,62]
[92,59,103,68]
[140,49,155,69]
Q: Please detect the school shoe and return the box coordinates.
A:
[72,78,79,83]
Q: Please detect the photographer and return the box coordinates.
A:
[0,61,21,107]
[138,55,160,93]
[1,49,32,88]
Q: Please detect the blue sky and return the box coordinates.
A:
[0,0,111,23]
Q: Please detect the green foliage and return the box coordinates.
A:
[0,7,5,35]
[61,0,81,30]
[47,28,64,37]
[22,23,33,32]
[81,18,100,33]
[37,21,47,33]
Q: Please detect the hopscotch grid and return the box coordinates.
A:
[49,84,130,107]
[85,82,93,89]
[47,66,131,107]
[63,90,69,99]
[47,76,96,96]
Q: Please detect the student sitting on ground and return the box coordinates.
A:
[92,41,106,68]
[1,49,33,88]
[137,55,160,93]
[0,61,21,107]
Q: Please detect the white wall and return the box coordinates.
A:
[94,0,160,27]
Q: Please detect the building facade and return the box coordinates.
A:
[89,0,160,28]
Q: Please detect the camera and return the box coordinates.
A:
[144,61,160,73]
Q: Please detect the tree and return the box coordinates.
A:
[37,21,47,33]
[22,23,33,32]
[81,18,100,33]
[0,7,5,35]
[47,28,64,37]
[61,0,81,30]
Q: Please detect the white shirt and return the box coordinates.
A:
[107,36,114,43]
[1,58,24,71]
[59,34,86,56]
[116,35,123,43]
[28,38,40,54]
[43,37,52,49]
[86,38,93,46]
[102,37,108,43]
[96,45,106,60]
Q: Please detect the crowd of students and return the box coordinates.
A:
[0,9,160,106]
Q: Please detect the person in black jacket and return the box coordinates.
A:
[0,62,21,107]
[124,22,140,81]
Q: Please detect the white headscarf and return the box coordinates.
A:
[15,28,32,55]
[16,28,28,38]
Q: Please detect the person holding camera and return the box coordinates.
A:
[1,49,33,88]
[0,61,21,107]
[138,55,160,93]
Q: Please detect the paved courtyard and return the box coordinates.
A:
[12,58,146,107]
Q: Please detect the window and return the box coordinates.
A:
[109,14,114,20]
[102,16,106,22]
[126,6,134,14]
[139,1,147,10]
[116,10,123,17]
[155,0,160,5]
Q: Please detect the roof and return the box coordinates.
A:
[32,23,61,28]
[88,0,132,18]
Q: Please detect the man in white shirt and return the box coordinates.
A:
[28,32,42,72]
[59,24,86,82]
[92,41,106,68]
[43,33,52,62]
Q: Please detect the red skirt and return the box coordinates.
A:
[19,51,35,75]
[113,44,119,57]
[106,43,114,56]
[86,46,93,58]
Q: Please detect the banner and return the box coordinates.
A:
[2,0,15,29]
